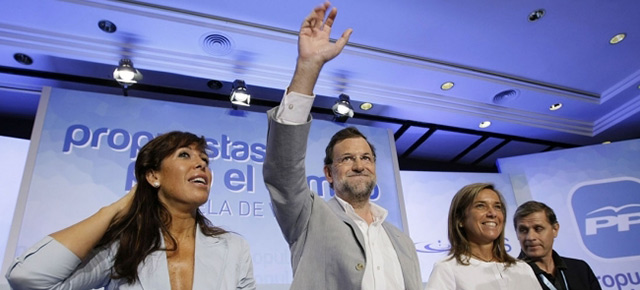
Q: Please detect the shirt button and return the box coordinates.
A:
[288,104,294,110]
[377,266,381,270]
[355,263,365,271]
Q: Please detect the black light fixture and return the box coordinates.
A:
[98,20,117,33]
[113,59,143,95]
[14,53,33,65]
[230,79,251,107]
[332,93,354,122]
[528,9,545,22]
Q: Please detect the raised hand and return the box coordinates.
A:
[289,2,353,95]
[298,2,352,66]
[112,183,137,221]
[49,184,138,260]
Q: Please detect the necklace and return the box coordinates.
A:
[470,253,496,262]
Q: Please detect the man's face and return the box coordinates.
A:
[324,137,376,205]
[516,211,559,261]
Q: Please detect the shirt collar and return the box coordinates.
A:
[551,250,568,270]
[335,195,388,225]
[526,250,567,275]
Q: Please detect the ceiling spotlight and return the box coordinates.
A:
[113,59,143,88]
[360,102,373,111]
[610,33,626,44]
[98,20,117,33]
[230,79,250,107]
[549,103,563,111]
[332,93,354,122]
[528,9,545,22]
[441,82,454,90]
[14,53,33,65]
[479,121,491,128]
[207,80,223,90]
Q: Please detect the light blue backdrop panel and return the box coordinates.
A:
[400,171,520,283]
[498,139,640,290]
[0,136,29,282]
[6,87,404,288]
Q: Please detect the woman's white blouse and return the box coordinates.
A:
[425,255,542,290]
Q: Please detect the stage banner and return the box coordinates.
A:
[0,136,29,281]
[498,139,640,290]
[3,87,404,289]
[400,171,521,284]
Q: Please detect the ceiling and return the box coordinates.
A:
[2,0,640,172]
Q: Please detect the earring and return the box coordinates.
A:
[458,223,463,228]
[153,182,160,188]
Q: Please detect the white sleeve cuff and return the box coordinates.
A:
[275,90,315,125]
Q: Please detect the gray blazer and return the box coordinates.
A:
[263,108,422,290]
[6,229,255,290]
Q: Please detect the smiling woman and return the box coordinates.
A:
[424,183,542,290]
[5,131,256,290]
[462,188,505,251]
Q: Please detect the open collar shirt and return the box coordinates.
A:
[335,196,405,290]
[276,90,405,290]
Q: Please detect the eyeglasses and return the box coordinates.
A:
[334,154,375,166]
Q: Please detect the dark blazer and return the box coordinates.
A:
[562,256,601,290]
[524,250,602,290]
[263,108,423,290]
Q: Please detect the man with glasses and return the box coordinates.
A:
[262,2,422,289]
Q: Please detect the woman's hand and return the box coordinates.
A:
[111,184,136,221]
[50,184,138,259]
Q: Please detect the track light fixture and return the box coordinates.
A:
[113,59,143,91]
[332,93,354,122]
[230,79,251,107]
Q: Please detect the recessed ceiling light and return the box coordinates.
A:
[602,141,611,144]
[549,103,563,111]
[14,53,33,65]
[528,9,545,22]
[360,102,373,111]
[207,80,223,90]
[98,20,117,33]
[610,33,626,44]
[441,82,454,90]
[479,121,491,128]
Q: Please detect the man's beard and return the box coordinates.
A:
[335,177,376,205]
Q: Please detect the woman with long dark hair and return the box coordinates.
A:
[7,131,255,289]
[424,183,540,290]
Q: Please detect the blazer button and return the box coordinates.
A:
[355,263,365,271]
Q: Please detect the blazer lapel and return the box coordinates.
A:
[136,228,228,290]
[382,222,417,290]
[193,226,228,290]
[138,234,171,290]
[327,197,366,253]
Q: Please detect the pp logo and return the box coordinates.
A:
[570,177,640,259]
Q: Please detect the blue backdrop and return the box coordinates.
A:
[4,87,405,289]
[498,139,640,290]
